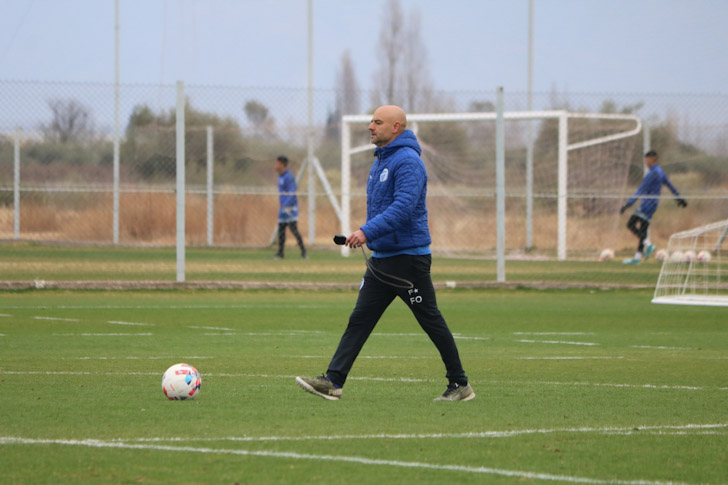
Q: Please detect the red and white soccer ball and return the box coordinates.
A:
[670,250,685,263]
[599,249,614,262]
[697,250,712,263]
[655,249,667,262]
[162,363,201,400]
[684,250,696,262]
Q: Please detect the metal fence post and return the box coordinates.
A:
[176,81,186,283]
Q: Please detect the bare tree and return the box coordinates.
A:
[336,50,361,116]
[371,0,406,108]
[244,99,275,137]
[371,0,433,112]
[401,9,432,112]
[43,98,92,143]
[244,100,269,126]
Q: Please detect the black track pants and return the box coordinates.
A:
[277,221,306,255]
[326,254,468,387]
[626,214,650,253]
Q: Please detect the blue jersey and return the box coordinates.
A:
[626,165,680,221]
[278,170,299,223]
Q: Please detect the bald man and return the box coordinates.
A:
[296,105,474,402]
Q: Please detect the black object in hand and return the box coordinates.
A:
[333,235,347,245]
[676,198,688,208]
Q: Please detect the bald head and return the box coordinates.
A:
[368,105,408,147]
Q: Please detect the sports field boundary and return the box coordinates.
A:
[0,280,654,291]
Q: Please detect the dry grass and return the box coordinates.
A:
[0,188,725,257]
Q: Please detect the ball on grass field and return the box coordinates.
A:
[599,249,614,262]
[670,250,685,263]
[684,250,696,262]
[697,250,712,263]
[655,249,667,262]
[162,363,201,400]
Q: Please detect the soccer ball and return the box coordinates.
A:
[655,249,667,262]
[697,250,712,263]
[599,249,614,262]
[670,250,685,263]
[684,250,696,262]
[162,363,201,400]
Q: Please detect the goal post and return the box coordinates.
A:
[340,110,641,262]
[652,219,728,306]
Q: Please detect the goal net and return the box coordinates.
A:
[341,111,641,260]
[652,219,728,306]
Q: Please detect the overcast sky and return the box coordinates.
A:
[0,0,726,95]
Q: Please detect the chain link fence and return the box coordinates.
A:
[1,80,726,273]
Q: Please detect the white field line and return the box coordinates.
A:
[51,333,154,337]
[107,321,153,326]
[295,355,429,360]
[517,339,599,346]
[72,356,213,361]
[514,332,595,336]
[239,330,328,337]
[116,423,728,443]
[519,357,624,360]
[529,381,707,391]
[0,334,5,336]
[0,313,11,317]
[188,325,234,331]
[0,304,331,310]
[4,370,726,391]
[368,332,492,341]
[0,436,701,485]
[632,346,693,350]
[33,316,80,322]
[202,333,236,336]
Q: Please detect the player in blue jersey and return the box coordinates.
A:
[620,150,687,264]
[274,156,306,259]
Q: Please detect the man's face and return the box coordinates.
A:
[274,160,285,174]
[645,156,658,167]
[368,109,397,147]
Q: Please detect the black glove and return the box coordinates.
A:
[619,204,629,215]
[676,198,688,208]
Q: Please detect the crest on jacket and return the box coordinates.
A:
[379,168,389,182]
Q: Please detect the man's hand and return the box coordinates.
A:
[676,198,688,208]
[619,204,629,215]
[345,229,368,249]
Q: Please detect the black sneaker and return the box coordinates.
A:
[434,382,475,402]
[295,375,342,400]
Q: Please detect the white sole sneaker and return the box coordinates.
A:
[295,376,341,401]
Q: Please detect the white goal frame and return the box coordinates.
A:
[340,110,642,260]
[653,219,728,307]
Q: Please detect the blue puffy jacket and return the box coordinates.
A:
[360,130,432,254]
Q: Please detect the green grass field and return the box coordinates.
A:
[0,288,726,483]
[0,242,662,287]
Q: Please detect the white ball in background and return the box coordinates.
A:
[697,250,712,263]
[670,250,685,263]
[684,250,696,262]
[599,249,614,262]
[655,249,667,262]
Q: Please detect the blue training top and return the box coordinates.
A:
[278,169,299,223]
[625,164,680,221]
